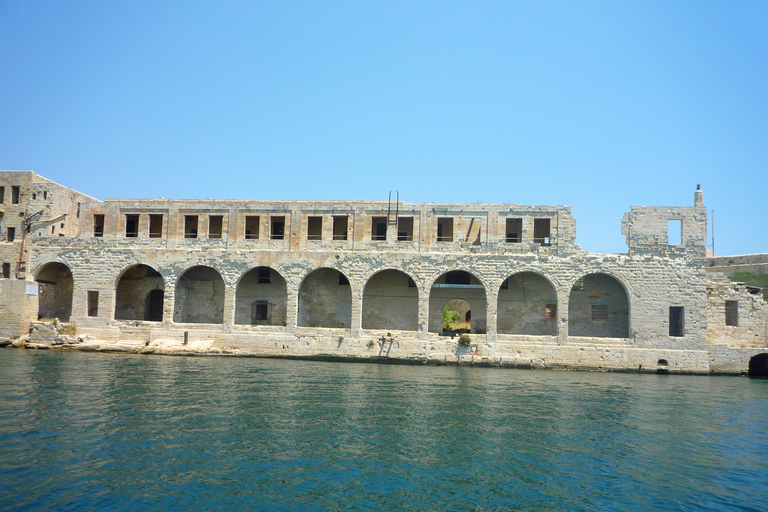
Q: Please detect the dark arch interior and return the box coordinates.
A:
[36,262,73,322]
[748,353,768,379]
[115,264,164,321]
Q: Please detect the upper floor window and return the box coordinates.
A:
[125,215,139,237]
[533,218,550,246]
[11,186,20,204]
[307,216,322,240]
[245,216,260,240]
[0,187,4,203]
[184,215,198,239]
[93,214,105,237]
[371,216,387,241]
[149,214,163,238]
[437,217,453,242]
[209,215,223,239]
[506,218,522,243]
[271,216,285,240]
[397,217,413,242]
[333,215,348,241]
[725,300,738,327]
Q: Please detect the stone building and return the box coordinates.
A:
[1,171,767,374]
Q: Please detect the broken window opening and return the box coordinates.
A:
[208,215,223,239]
[533,218,551,246]
[253,301,269,322]
[258,267,271,284]
[2,262,10,278]
[93,215,105,237]
[87,291,99,317]
[506,218,522,243]
[307,216,322,240]
[546,304,557,320]
[397,216,414,242]
[125,214,139,237]
[437,217,454,242]
[339,273,350,286]
[725,300,738,327]
[445,271,471,285]
[371,216,387,241]
[51,225,55,234]
[591,304,608,321]
[0,187,4,203]
[44,191,48,200]
[149,214,163,238]
[184,215,198,239]
[32,193,36,200]
[11,186,20,204]
[668,219,683,246]
[245,216,260,240]
[7,227,15,243]
[332,216,348,241]
[669,306,684,337]
[270,216,285,240]
[572,279,584,291]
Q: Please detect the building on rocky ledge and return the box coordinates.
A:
[1,171,767,375]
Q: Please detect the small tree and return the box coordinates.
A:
[443,304,459,330]
[458,333,471,347]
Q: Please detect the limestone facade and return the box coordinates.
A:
[2,171,767,374]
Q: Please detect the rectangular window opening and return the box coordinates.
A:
[184,215,198,239]
[591,304,608,321]
[270,216,285,240]
[534,218,551,246]
[437,217,453,242]
[258,268,271,284]
[669,306,685,337]
[149,214,163,238]
[506,218,522,243]
[397,216,414,242]
[332,216,348,241]
[93,214,105,237]
[0,187,4,203]
[11,186,20,204]
[245,215,260,240]
[125,214,139,237]
[2,262,10,278]
[208,215,223,239]
[668,219,683,246]
[307,216,323,241]
[546,304,557,320]
[725,300,738,327]
[253,301,268,322]
[371,216,387,241]
[87,291,99,317]
[7,227,16,242]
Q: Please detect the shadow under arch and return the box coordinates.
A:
[362,269,418,331]
[173,265,225,324]
[115,264,165,321]
[568,272,629,338]
[748,353,768,379]
[428,270,487,334]
[35,261,73,322]
[497,271,558,335]
[298,267,351,328]
[235,266,287,326]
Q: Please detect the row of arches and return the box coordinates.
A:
[35,262,630,338]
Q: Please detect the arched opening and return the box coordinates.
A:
[36,262,73,321]
[497,271,557,335]
[442,298,471,333]
[362,270,418,331]
[173,266,225,324]
[568,273,629,338]
[748,353,768,379]
[115,264,165,321]
[429,271,486,334]
[235,267,288,326]
[298,268,352,328]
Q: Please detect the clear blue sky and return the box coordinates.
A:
[1,1,766,255]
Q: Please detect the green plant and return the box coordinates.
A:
[338,336,344,343]
[728,271,768,302]
[443,304,459,330]
[458,333,471,347]
[59,324,76,336]
[367,340,375,348]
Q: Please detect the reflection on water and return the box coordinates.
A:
[1,350,767,511]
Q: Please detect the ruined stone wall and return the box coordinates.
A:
[707,272,768,348]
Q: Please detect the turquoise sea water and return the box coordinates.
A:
[1,350,767,511]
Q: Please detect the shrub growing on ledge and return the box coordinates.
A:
[59,324,77,336]
[458,334,471,347]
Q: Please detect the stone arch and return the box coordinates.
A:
[362,269,418,331]
[235,267,287,326]
[115,264,165,321]
[497,271,558,335]
[173,265,225,324]
[748,353,768,379]
[35,262,73,322]
[428,270,487,334]
[297,268,352,328]
[568,272,629,338]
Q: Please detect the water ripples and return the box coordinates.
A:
[1,350,767,511]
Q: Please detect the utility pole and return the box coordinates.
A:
[711,210,715,256]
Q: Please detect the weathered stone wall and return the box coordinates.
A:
[707,272,768,347]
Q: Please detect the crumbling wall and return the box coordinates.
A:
[707,272,768,347]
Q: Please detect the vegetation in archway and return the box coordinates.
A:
[443,300,470,332]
